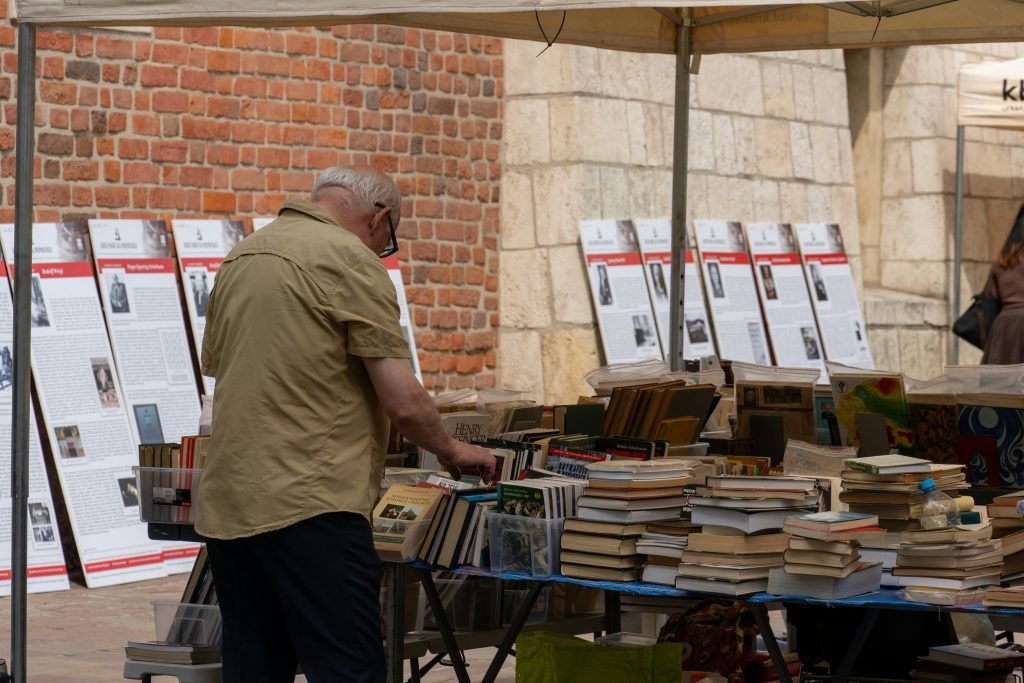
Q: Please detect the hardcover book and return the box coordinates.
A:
[829,369,914,455]
[956,394,1024,488]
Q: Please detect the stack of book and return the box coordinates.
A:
[560,460,692,581]
[895,531,1002,604]
[840,454,967,533]
[982,585,1024,608]
[893,523,1000,598]
[767,512,884,599]
[559,518,646,582]
[986,490,1024,540]
[678,474,819,595]
[124,642,220,666]
[913,644,1024,683]
[676,530,791,596]
[638,520,699,585]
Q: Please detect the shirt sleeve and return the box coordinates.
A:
[200,278,219,377]
[327,256,412,359]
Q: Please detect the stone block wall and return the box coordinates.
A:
[0,13,504,392]
[498,42,860,403]
[858,43,1024,375]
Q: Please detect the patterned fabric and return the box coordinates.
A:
[656,599,758,683]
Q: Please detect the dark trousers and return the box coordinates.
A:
[206,512,385,683]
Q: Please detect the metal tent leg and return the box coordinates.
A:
[11,20,37,683]
[668,10,691,372]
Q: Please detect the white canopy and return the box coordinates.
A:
[958,57,1024,129]
[16,0,1024,55]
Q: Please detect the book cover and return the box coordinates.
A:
[957,396,1024,488]
[908,398,959,465]
[496,481,548,518]
[830,373,914,454]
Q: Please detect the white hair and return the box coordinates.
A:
[311,166,401,216]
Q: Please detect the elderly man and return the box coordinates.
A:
[196,166,496,683]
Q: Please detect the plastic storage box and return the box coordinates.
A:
[501,584,550,626]
[152,601,221,646]
[133,467,201,525]
[488,512,564,578]
[417,576,501,632]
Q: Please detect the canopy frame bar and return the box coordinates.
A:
[11,21,36,683]
[669,9,691,372]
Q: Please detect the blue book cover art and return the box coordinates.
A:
[957,400,1024,488]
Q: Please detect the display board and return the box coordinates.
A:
[745,222,827,379]
[795,223,874,368]
[89,220,202,444]
[382,255,423,381]
[251,217,274,231]
[580,220,663,364]
[0,223,166,588]
[0,271,69,596]
[171,219,248,395]
[693,220,770,365]
[634,219,715,360]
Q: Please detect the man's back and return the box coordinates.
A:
[196,199,409,540]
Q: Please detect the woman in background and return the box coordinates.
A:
[983,204,1024,364]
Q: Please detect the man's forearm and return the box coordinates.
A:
[389,389,460,459]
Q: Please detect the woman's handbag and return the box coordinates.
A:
[953,276,1001,350]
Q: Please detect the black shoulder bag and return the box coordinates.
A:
[953,274,1001,350]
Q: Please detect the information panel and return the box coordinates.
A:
[252,217,274,231]
[693,220,770,365]
[171,219,248,395]
[746,222,826,379]
[795,223,874,368]
[633,219,715,360]
[580,220,663,364]
[0,223,165,588]
[382,255,423,381]
[0,271,69,596]
[89,220,202,445]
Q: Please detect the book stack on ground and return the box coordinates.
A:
[560,460,693,581]
[745,651,802,683]
[124,642,220,666]
[637,520,699,585]
[913,643,1024,683]
[895,529,1002,604]
[676,475,817,595]
[767,512,884,599]
[840,455,967,533]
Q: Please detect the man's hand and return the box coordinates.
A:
[440,442,497,484]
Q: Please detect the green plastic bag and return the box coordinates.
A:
[515,632,682,683]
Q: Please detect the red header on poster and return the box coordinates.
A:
[382,255,401,271]
[96,258,176,274]
[84,553,164,574]
[11,262,97,280]
[754,253,801,266]
[643,251,672,265]
[180,257,223,273]
[803,253,848,265]
[701,252,750,265]
[585,253,643,267]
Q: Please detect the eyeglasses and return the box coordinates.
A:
[374,202,399,259]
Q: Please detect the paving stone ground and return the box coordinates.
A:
[0,575,515,682]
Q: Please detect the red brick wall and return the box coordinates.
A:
[0,16,502,392]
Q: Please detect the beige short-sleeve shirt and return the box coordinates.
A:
[195,199,411,540]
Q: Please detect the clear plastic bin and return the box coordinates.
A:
[417,576,501,632]
[153,601,221,646]
[372,518,432,563]
[595,632,658,648]
[501,584,550,626]
[133,467,202,524]
[488,512,563,578]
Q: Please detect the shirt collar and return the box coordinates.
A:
[279,198,340,227]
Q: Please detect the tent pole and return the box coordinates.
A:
[952,124,964,365]
[11,21,36,683]
[668,13,691,373]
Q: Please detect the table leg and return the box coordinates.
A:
[416,568,471,683]
[749,603,792,683]
[833,607,880,683]
[384,564,405,683]
[481,581,546,683]
[604,591,621,635]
